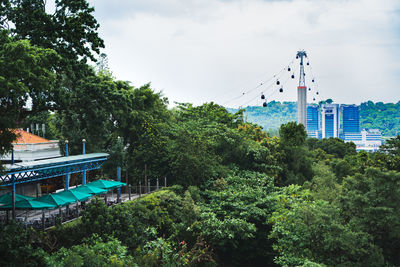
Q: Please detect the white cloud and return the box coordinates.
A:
[89,0,400,107]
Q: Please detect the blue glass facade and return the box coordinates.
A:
[325,114,334,138]
[307,106,319,132]
[342,105,360,133]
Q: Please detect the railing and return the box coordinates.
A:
[0,181,167,230]
[0,156,108,186]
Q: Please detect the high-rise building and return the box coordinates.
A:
[321,104,339,138]
[340,104,361,142]
[304,103,382,151]
[342,105,360,133]
[307,105,319,138]
[307,106,319,131]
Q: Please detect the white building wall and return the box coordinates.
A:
[321,104,339,138]
[297,86,307,128]
[0,141,61,162]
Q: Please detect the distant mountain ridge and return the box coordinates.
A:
[227,100,400,137]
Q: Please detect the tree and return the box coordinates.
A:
[46,234,135,267]
[237,123,268,142]
[166,121,222,186]
[306,137,356,159]
[114,83,171,182]
[0,30,59,160]
[54,72,119,155]
[275,122,313,185]
[0,222,47,266]
[279,121,306,147]
[340,168,400,265]
[380,135,400,156]
[0,0,105,159]
[191,171,277,266]
[102,136,127,179]
[166,103,272,186]
[23,111,59,140]
[270,193,384,266]
[134,237,190,267]
[303,162,341,202]
[3,0,104,73]
[330,158,355,181]
[359,101,400,136]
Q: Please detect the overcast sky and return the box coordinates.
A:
[87,0,400,108]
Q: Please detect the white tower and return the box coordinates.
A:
[296,51,307,128]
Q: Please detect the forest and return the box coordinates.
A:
[1,1,400,266]
[228,100,400,137]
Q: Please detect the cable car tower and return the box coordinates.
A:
[296,50,307,128]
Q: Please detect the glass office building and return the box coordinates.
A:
[342,105,360,133]
[321,104,339,138]
[325,113,334,138]
[307,106,319,132]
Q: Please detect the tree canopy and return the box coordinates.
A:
[1,1,400,266]
[0,30,59,158]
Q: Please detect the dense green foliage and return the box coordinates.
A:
[0,223,47,266]
[360,101,400,136]
[3,118,400,266]
[227,101,297,133]
[46,235,135,267]
[0,0,104,166]
[229,100,400,136]
[2,1,400,266]
[0,30,59,160]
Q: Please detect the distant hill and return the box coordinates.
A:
[227,101,400,137]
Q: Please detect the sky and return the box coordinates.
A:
[87,0,400,108]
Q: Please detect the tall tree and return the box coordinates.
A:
[1,0,105,109]
[3,0,103,65]
[0,0,104,160]
[54,72,118,154]
[0,30,59,160]
[275,122,313,185]
[340,168,400,265]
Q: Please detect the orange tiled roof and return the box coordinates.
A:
[13,129,50,144]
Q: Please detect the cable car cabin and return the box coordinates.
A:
[312,79,315,83]
[261,94,265,99]
[276,80,280,85]
[307,62,310,65]
[291,74,295,79]
[288,67,291,71]
[279,88,283,93]
[316,92,319,95]
[308,88,311,91]
[263,102,267,107]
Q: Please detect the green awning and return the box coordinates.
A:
[72,185,107,195]
[0,199,56,210]
[0,193,34,205]
[36,194,76,207]
[57,189,92,202]
[87,179,126,190]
